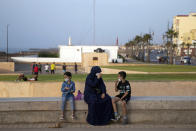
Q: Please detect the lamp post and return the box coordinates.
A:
[6,24,9,62]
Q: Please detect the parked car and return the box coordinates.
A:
[158,56,169,63]
[180,56,191,64]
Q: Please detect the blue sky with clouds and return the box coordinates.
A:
[0,0,196,51]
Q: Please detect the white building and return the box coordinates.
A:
[11,45,119,63]
[59,45,118,63]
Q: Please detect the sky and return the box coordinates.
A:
[0,0,196,51]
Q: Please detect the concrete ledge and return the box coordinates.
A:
[0,96,196,125]
[1,81,196,97]
[0,62,15,72]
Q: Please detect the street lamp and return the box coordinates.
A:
[6,24,9,62]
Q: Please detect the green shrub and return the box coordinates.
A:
[38,52,59,58]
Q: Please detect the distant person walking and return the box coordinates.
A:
[44,63,49,73]
[74,62,78,74]
[51,62,56,74]
[62,63,67,73]
[31,62,36,74]
[34,64,39,75]
[38,63,42,74]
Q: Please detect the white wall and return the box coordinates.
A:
[59,45,118,62]
[11,57,68,63]
[59,46,82,62]
[11,45,119,63]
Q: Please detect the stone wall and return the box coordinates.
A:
[82,52,108,67]
[0,97,196,125]
[0,81,196,97]
[0,62,15,72]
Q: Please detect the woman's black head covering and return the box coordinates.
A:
[89,66,102,78]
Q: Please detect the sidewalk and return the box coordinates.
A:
[0,123,196,130]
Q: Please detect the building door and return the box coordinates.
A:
[93,57,98,66]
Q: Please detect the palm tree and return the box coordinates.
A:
[181,42,185,56]
[193,42,196,56]
[129,40,135,57]
[125,40,136,58]
[165,28,178,64]
[143,33,152,63]
[125,42,131,57]
[186,43,192,57]
[134,35,143,60]
[165,41,171,64]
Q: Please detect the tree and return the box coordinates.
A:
[129,40,135,57]
[165,41,171,64]
[180,42,186,56]
[134,35,143,60]
[165,28,178,64]
[143,33,152,63]
[193,42,196,56]
[186,43,192,57]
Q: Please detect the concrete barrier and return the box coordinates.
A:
[0,62,15,72]
[0,96,196,125]
[0,81,196,97]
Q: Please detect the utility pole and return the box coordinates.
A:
[6,24,9,62]
[93,0,96,45]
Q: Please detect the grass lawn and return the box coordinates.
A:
[0,74,196,82]
[102,65,196,72]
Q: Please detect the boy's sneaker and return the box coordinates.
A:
[122,118,128,125]
[114,114,121,121]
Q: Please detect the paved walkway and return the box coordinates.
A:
[0,123,196,130]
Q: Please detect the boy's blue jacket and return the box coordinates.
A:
[61,81,75,96]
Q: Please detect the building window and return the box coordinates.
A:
[93,57,98,60]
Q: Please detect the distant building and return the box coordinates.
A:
[173,13,196,56]
[11,44,119,66]
[59,45,118,63]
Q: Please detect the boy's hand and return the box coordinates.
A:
[65,87,69,90]
[115,80,119,84]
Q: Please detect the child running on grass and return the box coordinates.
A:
[60,71,76,120]
[112,71,131,124]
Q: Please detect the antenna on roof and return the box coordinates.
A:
[68,36,72,46]
[116,36,119,46]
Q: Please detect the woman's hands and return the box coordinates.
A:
[96,73,102,79]
[101,93,105,99]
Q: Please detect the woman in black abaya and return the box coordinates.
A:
[84,66,114,125]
